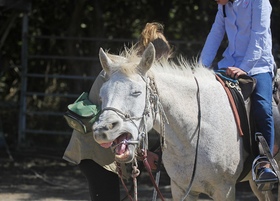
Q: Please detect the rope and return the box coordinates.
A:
[148,77,169,150]
[131,164,140,201]
[142,150,165,201]
[102,107,144,121]
[117,162,134,201]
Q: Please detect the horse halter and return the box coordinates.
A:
[101,105,148,150]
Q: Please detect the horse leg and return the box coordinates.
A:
[79,159,120,201]
[249,179,277,201]
[249,179,275,201]
[211,183,236,201]
[184,192,200,201]
[170,180,199,201]
[264,191,277,201]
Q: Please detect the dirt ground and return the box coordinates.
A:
[0,151,275,201]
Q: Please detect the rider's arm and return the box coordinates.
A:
[239,0,273,73]
[200,4,225,68]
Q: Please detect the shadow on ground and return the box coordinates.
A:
[0,151,274,201]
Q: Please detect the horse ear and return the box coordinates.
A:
[138,42,155,75]
[99,48,114,75]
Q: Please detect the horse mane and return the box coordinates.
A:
[151,56,197,79]
[106,46,215,80]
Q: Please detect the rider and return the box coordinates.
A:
[200,0,277,185]
[63,22,172,201]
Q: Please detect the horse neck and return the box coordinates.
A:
[150,70,200,145]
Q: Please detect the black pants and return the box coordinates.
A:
[79,159,120,201]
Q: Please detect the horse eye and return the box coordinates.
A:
[132,91,142,96]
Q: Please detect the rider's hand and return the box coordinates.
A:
[226,67,247,79]
[147,150,159,170]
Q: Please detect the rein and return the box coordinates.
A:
[180,76,202,201]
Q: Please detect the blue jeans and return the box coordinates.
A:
[251,72,274,154]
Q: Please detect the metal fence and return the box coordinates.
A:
[17,14,135,151]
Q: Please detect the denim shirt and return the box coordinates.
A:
[200,0,275,76]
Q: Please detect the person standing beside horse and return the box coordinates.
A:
[200,0,277,186]
[63,22,172,201]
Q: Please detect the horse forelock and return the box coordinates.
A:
[105,46,142,77]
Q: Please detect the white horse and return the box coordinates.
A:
[93,43,280,201]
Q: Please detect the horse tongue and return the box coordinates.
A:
[114,134,128,155]
[100,142,113,148]
[115,143,127,155]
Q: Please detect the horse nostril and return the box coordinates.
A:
[102,133,107,140]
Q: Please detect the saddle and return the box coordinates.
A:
[215,71,256,136]
[215,72,259,181]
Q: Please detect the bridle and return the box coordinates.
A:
[101,106,146,150]
[100,75,156,152]
[99,73,168,201]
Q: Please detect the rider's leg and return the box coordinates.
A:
[79,159,120,201]
[251,72,276,181]
[252,72,274,153]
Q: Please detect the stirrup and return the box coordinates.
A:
[252,155,278,191]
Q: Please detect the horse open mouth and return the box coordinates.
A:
[111,133,137,163]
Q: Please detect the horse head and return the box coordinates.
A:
[92,43,156,163]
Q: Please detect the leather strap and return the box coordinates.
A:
[142,150,165,201]
[216,75,244,136]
